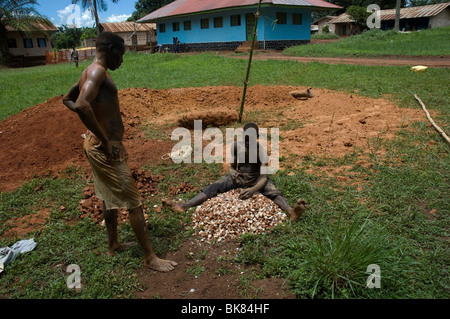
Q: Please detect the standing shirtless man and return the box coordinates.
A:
[63,32,176,272]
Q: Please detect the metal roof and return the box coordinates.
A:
[101,22,156,33]
[6,20,58,32]
[328,2,450,24]
[381,2,450,20]
[138,0,342,22]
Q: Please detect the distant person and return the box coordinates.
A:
[71,47,79,67]
[63,32,177,272]
[174,37,180,53]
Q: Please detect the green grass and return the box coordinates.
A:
[237,122,449,298]
[0,51,449,299]
[1,51,449,123]
[311,33,340,40]
[284,27,450,58]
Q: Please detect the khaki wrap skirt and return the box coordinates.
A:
[83,131,142,211]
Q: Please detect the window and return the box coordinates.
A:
[214,17,223,28]
[293,13,302,25]
[230,14,241,27]
[173,22,180,32]
[23,38,33,48]
[200,18,209,29]
[7,38,17,48]
[37,38,47,47]
[276,12,287,24]
[184,20,191,31]
[159,23,166,33]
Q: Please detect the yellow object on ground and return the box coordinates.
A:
[411,65,428,72]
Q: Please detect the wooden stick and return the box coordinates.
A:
[414,94,450,144]
[238,0,262,123]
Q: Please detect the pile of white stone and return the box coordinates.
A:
[191,189,287,243]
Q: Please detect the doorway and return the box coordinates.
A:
[246,13,257,41]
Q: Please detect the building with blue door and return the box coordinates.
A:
[138,0,341,51]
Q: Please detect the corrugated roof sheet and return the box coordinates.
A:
[381,2,450,20]
[328,2,450,24]
[101,22,156,33]
[138,0,342,22]
[6,20,58,32]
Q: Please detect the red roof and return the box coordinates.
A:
[101,22,156,33]
[138,0,342,22]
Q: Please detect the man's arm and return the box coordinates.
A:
[73,67,115,158]
[63,83,80,112]
[239,164,268,200]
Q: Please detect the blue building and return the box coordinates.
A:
[138,0,341,51]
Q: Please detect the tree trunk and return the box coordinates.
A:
[93,0,102,36]
[394,0,401,31]
[0,23,10,65]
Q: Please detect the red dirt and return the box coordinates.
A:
[0,85,428,299]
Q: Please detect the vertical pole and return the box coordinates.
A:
[394,0,401,31]
[238,0,262,123]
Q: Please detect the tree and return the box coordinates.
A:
[127,0,175,21]
[347,5,371,32]
[51,25,83,50]
[71,0,119,36]
[0,0,52,64]
[80,26,96,40]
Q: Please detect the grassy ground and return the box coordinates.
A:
[1,51,449,122]
[0,52,449,299]
[284,27,450,58]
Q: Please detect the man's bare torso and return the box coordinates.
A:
[79,64,124,141]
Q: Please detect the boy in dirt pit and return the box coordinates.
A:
[163,123,307,222]
[62,32,177,272]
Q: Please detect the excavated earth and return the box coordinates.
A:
[0,84,426,299]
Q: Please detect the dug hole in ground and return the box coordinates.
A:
[0,84,427,298]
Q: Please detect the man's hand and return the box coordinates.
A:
[239,188,255,200]
[96,140,120,161]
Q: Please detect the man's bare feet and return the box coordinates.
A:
[144,256,178,272]
[289,198,307,222]
[162,198,186,213]
[107,242,137,256]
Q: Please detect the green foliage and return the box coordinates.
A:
[312,32,339,39]
[128,0,176,21]
[80,27,97,40]
[51,25,83,50]
[284,26,450,57]
[346,5,371,29]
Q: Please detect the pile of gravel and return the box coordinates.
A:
[191,189,287,243]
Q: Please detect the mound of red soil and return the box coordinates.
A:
[0,95,173,193]
[0,85,425,193]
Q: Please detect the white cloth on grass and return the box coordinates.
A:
[0,238,37,273]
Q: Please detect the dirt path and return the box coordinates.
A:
[218,50,450,68]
